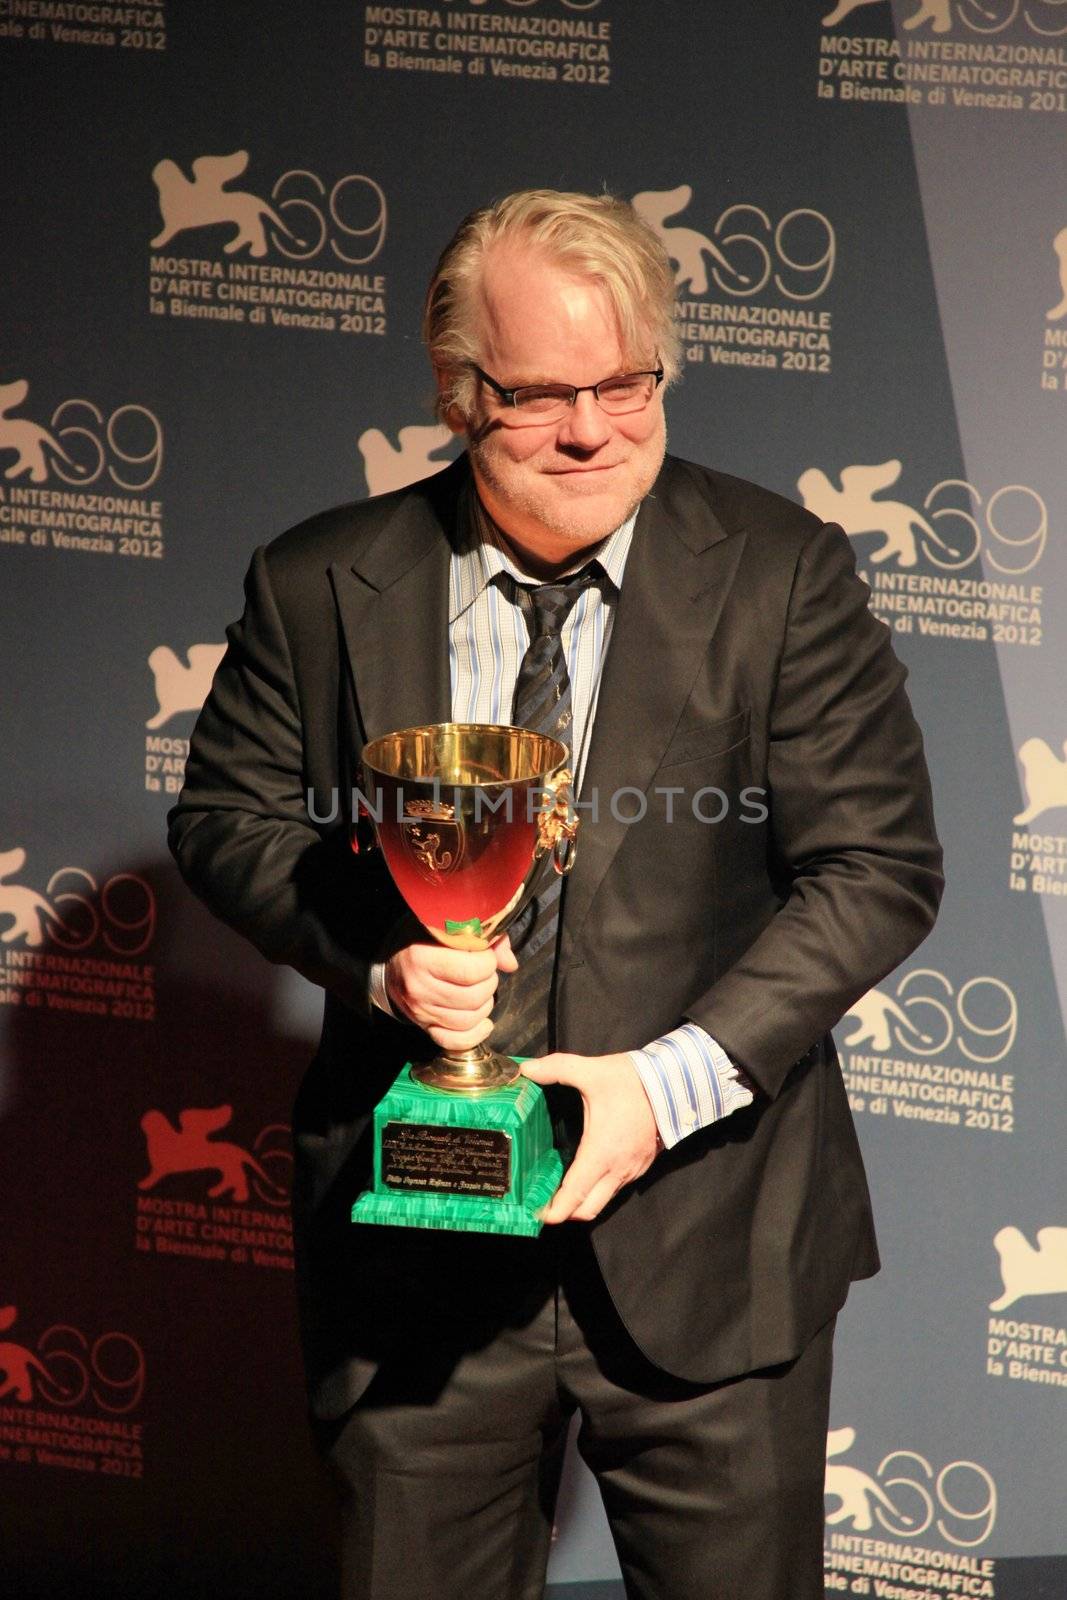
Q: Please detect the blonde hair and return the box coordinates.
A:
[423,189,680,423]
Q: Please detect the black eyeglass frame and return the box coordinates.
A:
[469,362,665,415]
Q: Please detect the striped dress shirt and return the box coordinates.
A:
[372,485,754,1149]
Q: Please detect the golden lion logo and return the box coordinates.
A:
[822,0,951,31]
[151,151,294,259]
[0,379,84,484]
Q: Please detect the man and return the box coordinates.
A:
[169,190,943,1600]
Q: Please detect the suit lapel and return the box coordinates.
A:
[559,462,747,972]
[329,466,460,743]
[328,455,747,982]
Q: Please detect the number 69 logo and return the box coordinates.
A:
[843,970,1018,1064]
[894,969,1017,1064]
[46,400,163,492]
[33,1324,146,1414]
[826,1428,997,1548]
[44,868,156,958]
[268,171,387,265]
[872,1453,997,1546]
[922,480,1047,575]
[955,0,1067,33]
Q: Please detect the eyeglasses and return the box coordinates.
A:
[470,363,664,426]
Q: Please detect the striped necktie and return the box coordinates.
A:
[494,565,599,1060]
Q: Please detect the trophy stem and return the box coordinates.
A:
[411,1045,522,1093]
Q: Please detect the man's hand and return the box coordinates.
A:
[385,935,518,1052]
[520,1053,661,1224]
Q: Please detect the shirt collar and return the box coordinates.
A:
[451,475,638,624]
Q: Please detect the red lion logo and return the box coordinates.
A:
[139,1106,288,1203]
[0,1305,54,1402]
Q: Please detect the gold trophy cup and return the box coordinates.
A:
[351,723,578,1236]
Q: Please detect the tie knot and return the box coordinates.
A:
[511,564,599,641]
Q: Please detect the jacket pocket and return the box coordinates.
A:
[658,708,751,770]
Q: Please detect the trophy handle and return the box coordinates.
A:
[536,768,579,876]
[350,765,380,857]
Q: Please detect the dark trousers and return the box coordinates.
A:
[326,1230,834,1600]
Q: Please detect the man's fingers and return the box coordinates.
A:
[386,942,501,1028]
[492,934,518,973]
[392,942,498,985]
[425,998,494,1031]
[425,948,499,986]
[542,1162,636,1225]
[566,1175,624,1223]
[525,1052,662,1223]
[427,1016,495,1051]
[421,971,499,1010]
[518,1054,569,1087]
[538,1150,602,1224]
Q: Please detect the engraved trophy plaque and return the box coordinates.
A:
[351,723,578,1237]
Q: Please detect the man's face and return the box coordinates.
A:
[449,244,667,575]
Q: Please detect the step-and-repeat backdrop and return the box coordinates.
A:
[3,3,1065,1596]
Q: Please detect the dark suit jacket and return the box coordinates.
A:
[169,454,943,1418]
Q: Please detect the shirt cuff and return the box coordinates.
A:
[368,960,397,1019]
[628,1022,756,1149]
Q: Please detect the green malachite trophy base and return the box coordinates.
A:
[351,1062,563,1237]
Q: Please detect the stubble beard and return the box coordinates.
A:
[469,423,667,550]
